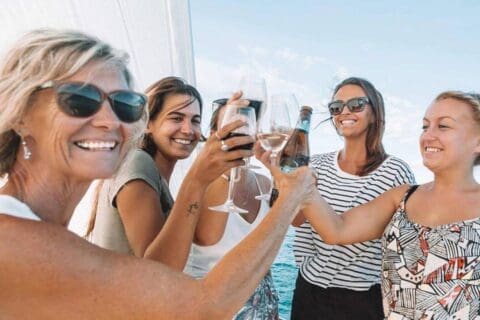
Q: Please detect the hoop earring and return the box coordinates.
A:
[21,138,31,160]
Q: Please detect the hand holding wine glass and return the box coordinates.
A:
[255,94,292,200]
[209,105,257,214]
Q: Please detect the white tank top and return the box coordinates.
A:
[185,196,270,278]
[0,195,40,221]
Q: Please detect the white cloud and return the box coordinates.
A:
[274,48,298,62]
[194,45,431,185]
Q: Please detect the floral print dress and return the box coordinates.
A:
[382,186,480,320]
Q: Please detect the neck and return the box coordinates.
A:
[431,165,478,192]
[340,137,368,162]
[153,151,177,183]
[2,162,90,226]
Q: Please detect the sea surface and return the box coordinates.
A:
[271,227,297,320]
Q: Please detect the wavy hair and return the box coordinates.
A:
[332,77,387,175]
[0,28,139,175]
[141,77,203,157]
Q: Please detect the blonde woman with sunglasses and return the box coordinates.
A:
[290,77,415,319]
[0,29,318,318]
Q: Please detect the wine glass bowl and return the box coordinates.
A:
[255,94,293,200]
[208,105,256,214]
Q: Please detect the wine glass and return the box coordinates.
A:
[255,94,292,200]
[209,105,257,214]
[238,75,267,169]
[238,75,267,122]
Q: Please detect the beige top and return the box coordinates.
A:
[91,149,173,254]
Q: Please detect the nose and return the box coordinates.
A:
[90,101,121,130]
[180,119,194,135]
[421,126,437,142]
[339,103,351,115]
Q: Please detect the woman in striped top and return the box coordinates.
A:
[291,77,415,319]
[294,91,480,319]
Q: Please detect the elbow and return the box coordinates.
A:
[321,235,338,245]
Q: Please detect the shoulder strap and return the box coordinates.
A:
[399,185,419,211]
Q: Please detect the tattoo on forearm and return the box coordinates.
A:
[187,202,199,216]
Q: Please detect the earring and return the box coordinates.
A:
[21,138,31,160]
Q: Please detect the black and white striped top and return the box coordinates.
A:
[293,151,415,291]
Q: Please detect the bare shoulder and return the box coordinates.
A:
[384,184,414,205]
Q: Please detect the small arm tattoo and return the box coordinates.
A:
[187,202,199,216]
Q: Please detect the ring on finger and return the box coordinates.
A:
[220,140,229,152]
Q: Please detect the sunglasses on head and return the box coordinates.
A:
[327,97,370,116]
[37,81,147,123]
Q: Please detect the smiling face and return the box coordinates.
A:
[421,97,480,172]
[332,84,374,139]
[147,94,202,161]
[21,61,136,181]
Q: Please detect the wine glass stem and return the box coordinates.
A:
[269,152,278,193]
[226,167,237,203]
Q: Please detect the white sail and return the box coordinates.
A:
[0,0,197,234]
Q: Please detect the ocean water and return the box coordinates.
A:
[271,227,297,320]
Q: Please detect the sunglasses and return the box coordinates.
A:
[327,97,370,116]
[37,81,147,123]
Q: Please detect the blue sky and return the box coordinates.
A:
[190,0,480,182]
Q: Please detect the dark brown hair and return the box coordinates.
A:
[142,77,203,157]
[332,77,387,175]
[85,76,202,237]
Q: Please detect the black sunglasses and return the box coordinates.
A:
[327,97,370,116]
[37,81,147,123]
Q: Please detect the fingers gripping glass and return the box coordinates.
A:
[327,97,370,116]
[37,81,147,123]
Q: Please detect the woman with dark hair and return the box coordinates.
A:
[287,90,480,319]
[290,77,416,319]
[88,77,248,270]
[185,101,279,319]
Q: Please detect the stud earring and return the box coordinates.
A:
[21,138,31,160]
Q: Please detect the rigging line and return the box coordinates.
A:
[313,117,332,130]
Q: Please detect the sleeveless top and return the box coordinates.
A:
[382,186,480,319]
[185,176,279,320]
[185,193,270,278]
[91,149,174,254]
[0,195,40,221]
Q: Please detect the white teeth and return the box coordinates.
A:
[75,141,117,150]
[425,147,441,152]
[174,139,191,145]
[340,120,356,126]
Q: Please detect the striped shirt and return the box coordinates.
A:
[293,151,415,291]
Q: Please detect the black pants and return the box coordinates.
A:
[290,273,384,320]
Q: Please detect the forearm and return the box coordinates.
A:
[144,175,206,270]
[301,192,345,244]
[201,192,298,318]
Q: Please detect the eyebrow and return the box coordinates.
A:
[167,111,201,119]
[423,116,457,122]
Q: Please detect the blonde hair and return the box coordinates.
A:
[0,29,143,175]
[434,90,480,165]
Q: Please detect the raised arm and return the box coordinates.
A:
[301,184,409,244]
[0,166,316,319]
[142,119,254,269]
